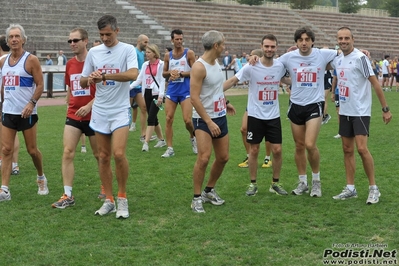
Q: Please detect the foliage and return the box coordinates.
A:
[339,0,361,13]
[364,0,385,9]
[289,0,316,10]
[384,0,399,17]
[235,0,264,5]
[315,0,333,6]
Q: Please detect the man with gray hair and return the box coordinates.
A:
[0,24,48,201]
[189,30,236,213]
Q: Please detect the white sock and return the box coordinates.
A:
[12,162,18,169]
[131,122,136,126]
[299,175,307,185]
[265,156,270,160]
[1,185,9,193]
[369,185,378,190]
[37,174,46,180]
[347,184,355,191]
[312,172,320,181]
[64,186,73,197]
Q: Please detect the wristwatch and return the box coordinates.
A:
[382,106,390,113]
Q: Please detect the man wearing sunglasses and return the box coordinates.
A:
[52,28,100,209]
[80,15,138,219]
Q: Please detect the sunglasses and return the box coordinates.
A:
[67,38,82,44]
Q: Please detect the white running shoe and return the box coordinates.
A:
[334,134,341,139]
[37,177,49,195]
[116,197,129,218]
[161,147,175,158]
[142,142,149,152]
[95,199,116,216]
[0,190,11,202]
[154,140,166,148]
[150,135,157,141]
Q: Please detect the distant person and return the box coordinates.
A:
[130,44,166,152]
[331,27,391,204]
[0,24,48,202]
[381,55,390,91]
[162,29,197,158]
[222,50,232,69]
[80,15,138,219]
[92,40,101,47]
[45,54,53,65]
[58,50,67,65]
[129,34,149,142]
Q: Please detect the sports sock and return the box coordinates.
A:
[106,196,115,203]
[204,186,213,193]
[312,172,320,181]
[64,186,72,197]
[272,178,279,183]
[118,192,126,198]
[1,185,9,193]
[347,184,355,191]
[265,156,270,160]
[299,175,307,185]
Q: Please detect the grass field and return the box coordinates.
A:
[0,91,398,266]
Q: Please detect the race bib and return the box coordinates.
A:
[98,67,120,86]
[258,86,277,106]
[296,67,317,89]
[70,74,90,97]
[338,84,349,103]
[3,74,20,92]
[213,94,226,117]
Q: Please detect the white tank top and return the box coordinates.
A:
[2,51,38,114]
[192,58,226,119]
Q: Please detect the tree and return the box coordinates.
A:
[315,0,332,6]
[365,0,385,9]
[384,0,399,17]
[339,0,361,13]
[235,0,264,5]
[289,0,316,10]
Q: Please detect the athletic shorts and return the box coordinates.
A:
[383,74,389,78]
[129,88,142,98]
[90,108,131,134]
[65,117,95,136]
[287,101,324,125]
[395,75,399,83]
[193,116,228,139]
[339,115,370,137]
[334,94,340,108]
[247,116,282,144]
[2,113,38,131]
[165,93,190,104]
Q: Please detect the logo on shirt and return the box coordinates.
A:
[264,75,275,80]
[300,63,310,67]
[340,70,345,78]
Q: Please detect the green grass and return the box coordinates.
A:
[0,91,398,266]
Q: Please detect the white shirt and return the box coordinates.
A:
[236,59,285,120]
[331,48,374,116]
[192,58,226,119]
[278,48,337,106]
[382,59,389,75]
[82,42,138,115]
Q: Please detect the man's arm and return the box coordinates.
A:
[162,52,171,79]
[223,75,239,91]
[368,75,392,124]
[28,55,44,101]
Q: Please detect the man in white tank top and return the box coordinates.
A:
[189,30,236,213]
[330,27,392,204]
[0,24,48,202]
[0,35,20,176]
